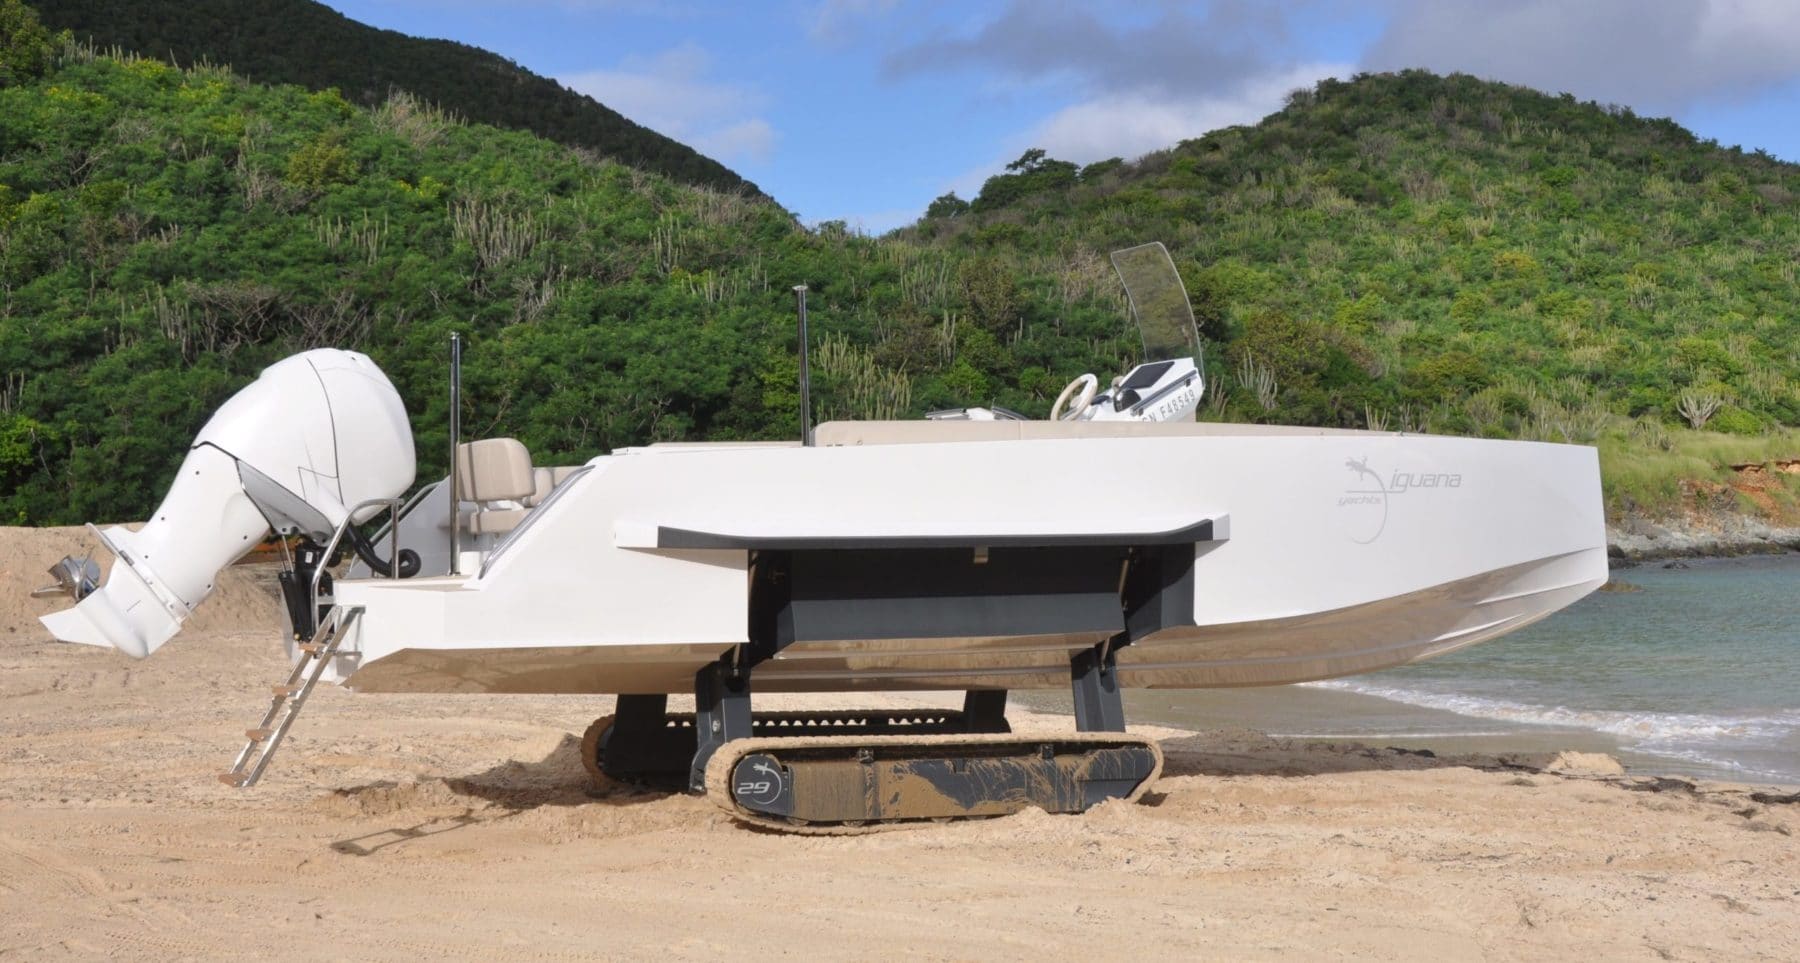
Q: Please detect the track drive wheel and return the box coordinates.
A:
[580,714,617,795]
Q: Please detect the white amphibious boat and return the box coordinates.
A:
[37,244,1608,828]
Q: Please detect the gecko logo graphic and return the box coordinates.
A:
[1336,456,1462,544]
[735,757,786,807]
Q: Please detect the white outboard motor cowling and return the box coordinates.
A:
[40,349,415,657]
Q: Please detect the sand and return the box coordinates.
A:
[1,526,1796,961]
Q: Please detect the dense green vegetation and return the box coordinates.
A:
[0,37,1147,523]
[922,73,1800,442]
[29,0,758,195]
[1,5,1795,525]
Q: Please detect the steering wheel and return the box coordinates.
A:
[1051,373,1099,421]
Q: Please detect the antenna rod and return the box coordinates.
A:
[447,331,462,575]
[794,285,812,446]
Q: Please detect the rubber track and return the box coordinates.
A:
[579,714,615,793]
[580,709,993,792]
[702,731,1164,835]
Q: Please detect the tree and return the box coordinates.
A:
[972,148,1079,213]
[924,192,969,219]
[0,0,68,87]
[1676,391,1722,430]
[958,256,1021,335]
[285,128,357,189]
[1006,148,1048,173]
[1079,157,1123,181]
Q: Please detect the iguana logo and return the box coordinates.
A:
[736,757,785,806]
[1339,456,1391,544]
[1337,457,1465,544]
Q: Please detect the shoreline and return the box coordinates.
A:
[1607,516,1800,564]
[1019,684,1800,792]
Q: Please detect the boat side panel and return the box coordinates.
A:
[342,548,1606,694]
[339,433,1606,695]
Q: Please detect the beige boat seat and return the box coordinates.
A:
[456,438,534,536]
[522,467,554,509]
[521,465,584,508]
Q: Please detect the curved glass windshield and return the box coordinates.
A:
[1109,242,1200,362]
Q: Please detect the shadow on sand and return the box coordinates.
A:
[325,728,1790,852]
[327,733,678,855]
[329,810,487,856]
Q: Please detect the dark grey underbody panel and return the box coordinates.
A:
[778,545,1140,646]
[654,514,1226,550]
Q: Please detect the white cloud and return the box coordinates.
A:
[808,0,902,44]
[561,43,776,164]
[1366,0,1800,110]
[937,61,1349,204]
[883,1,1293,99]
[1029,62,1351,164]
[694,119,776,164]
[877,2,1354,211]
[374,0,674,12]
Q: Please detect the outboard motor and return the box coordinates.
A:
[39,349,415,657]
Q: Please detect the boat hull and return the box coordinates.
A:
[336,424,1608,695]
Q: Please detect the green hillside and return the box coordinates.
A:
[29,0,760,196]
[918,72,1799,436]
[903,71,1800,516]
[0,7,1795,526]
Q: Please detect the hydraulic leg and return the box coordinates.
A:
[582,693,698,788]
[591,694,682,783]
[614,693,668,733]
[961,689,1010,733]
[1069,543,1180,734]
[690,658,752,791]
[1066,541,1191,734]
[1070,639,1127,732]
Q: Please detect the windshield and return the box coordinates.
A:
[1109,242,1200,362]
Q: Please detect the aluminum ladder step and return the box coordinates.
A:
[218,605,361,788]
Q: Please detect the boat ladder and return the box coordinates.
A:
[218,604,362,788]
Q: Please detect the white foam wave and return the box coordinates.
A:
[1627,745,1800,784]
[1271,731,1520,740]
[1304,679,1800,748]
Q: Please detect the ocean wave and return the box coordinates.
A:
[1625,745,1800,784]
[1269,731,1521,740]
[1303,679,1800,748]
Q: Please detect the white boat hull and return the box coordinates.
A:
[334,422,1608,695]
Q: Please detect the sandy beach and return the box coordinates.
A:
[2,526,1797,961]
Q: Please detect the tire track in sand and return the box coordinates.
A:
[0,833,108,900]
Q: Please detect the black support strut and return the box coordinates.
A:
[689,658,752,790]
[1070,640,1126,732]
[1067,542,1199,734]
[598,694,688,784]
[961,690,1010,733]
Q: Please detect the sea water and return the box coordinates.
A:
[1117,553,1800,786]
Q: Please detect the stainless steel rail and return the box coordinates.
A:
[308,497,404,620]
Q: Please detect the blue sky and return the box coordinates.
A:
[321,1,1800,233]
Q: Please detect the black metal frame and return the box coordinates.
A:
[689,658,753,789]
[960,689,1010,733]
[277,537,330,642]
[591,538,1203,793]
[1069,542,1196,732]
[1071,642,1126,732]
